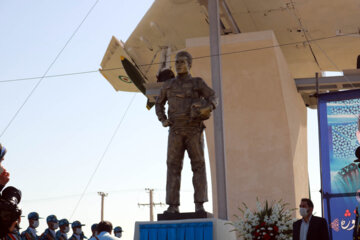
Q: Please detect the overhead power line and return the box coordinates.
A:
[0,31,359,84]
[0,70,100,83]
[21,188,145,203]
[285,4,360,119]
[69,93,137,220]
[0,0,101,139]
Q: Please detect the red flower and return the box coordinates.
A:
[264,234,271,240]
[273,225,279,232]
[261,222,266,227]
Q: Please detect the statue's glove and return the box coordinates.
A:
[161,119,173,127]
[191,100,213,121]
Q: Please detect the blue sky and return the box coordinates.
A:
[0,1,321,239]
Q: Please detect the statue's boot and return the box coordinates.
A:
[164,205,179,214]
[195,202,205,213]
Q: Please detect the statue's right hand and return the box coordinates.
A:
[162,119,172,127]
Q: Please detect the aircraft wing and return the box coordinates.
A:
[100,0,360,104]
[99,36,140,92]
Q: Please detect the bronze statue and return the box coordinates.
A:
[155,51,217,214]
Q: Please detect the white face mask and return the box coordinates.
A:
[32,220,39,228]
[115,233,122,238]
[299,207,308,217]
[75,228,82,235]
[64,227,70,233]
[52,223,59,230]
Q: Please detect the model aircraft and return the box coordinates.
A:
[99,0,360,109]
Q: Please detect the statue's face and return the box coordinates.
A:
[175,56,190,75]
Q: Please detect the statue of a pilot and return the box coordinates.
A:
[155,51,217,214]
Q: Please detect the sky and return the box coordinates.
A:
[0,1,322,239]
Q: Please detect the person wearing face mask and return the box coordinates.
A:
[55,219,70,240]
[293,198,329,240]
[68,221,86,240]
[88,224,98,240]
[21,212,41,240]
[0,144,10,191]
[112,227,122,239]
[40,215,59,240]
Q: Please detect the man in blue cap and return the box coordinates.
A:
[88,224,98,240]
[40,215,59,240]
[21,212,41,240]
[68,221,86,240]
[55,219,70,240]
[112,227,122,239]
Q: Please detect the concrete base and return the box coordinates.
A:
[185,30,309,221]
[134,218,236,240]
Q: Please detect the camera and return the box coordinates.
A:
[0,186,22,238]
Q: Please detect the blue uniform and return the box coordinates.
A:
[55,231,67,240]
[21,228,38,240]
[39,229,55,240]
[68,234,86,240]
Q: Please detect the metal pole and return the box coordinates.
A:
[101,195,104,221]
[98,192,108,221]
[138,189,164,221]
[208,0,228,220]
[149,189,154,221]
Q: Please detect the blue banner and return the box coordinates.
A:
[139,222,213,240]
[318,89,360,239]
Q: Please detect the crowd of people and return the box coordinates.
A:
[16,213,123,240]
[7,212,123,240]
[0,144,123,240]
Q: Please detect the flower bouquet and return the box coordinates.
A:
[231,199,295,240]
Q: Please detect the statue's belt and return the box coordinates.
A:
[169,119,203,128]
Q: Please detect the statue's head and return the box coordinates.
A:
[175,51,192,75]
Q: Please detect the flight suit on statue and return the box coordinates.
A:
[155,51,217,213]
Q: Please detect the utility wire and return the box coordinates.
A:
[0,31,359,84]
[286,3,360,118]
[69,93,136,220]
[0,70,99,83]
[288,0,322,71]
[0,0,100,139]
[22,188,144,203]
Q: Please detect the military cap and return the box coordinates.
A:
[113,227,123,233]
[0,144,7,159]
[59,219,70,227]
[46,215,58,223]
[28,212,40,220]
[91,224,98,231]
[72,221,85,228]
